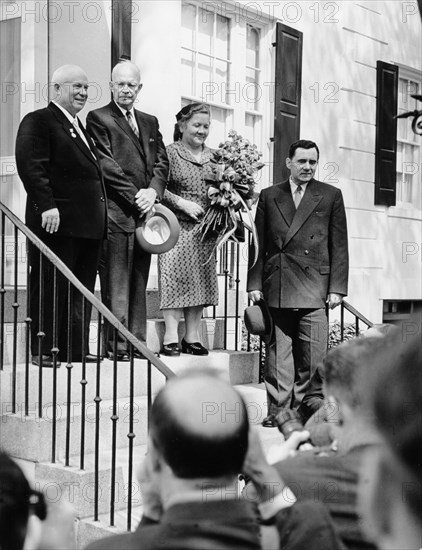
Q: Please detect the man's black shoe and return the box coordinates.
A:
[107,351,130,362]
[32,355,61,368]
[85,354,103,363]
[133,350,161,360]
[261,415,277,428]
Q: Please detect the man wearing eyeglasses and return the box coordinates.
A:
[16,64,107,366]
[247,140,349,427]
[86,61,168,361]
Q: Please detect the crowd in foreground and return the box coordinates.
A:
[1,326,420,550]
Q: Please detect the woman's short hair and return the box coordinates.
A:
[174,102,211,142]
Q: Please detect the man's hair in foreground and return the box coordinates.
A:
[0,452,46,550]
[370,334,421,519]
[322,336,395,409]
[149,370,249,478]
[288,139,320,160]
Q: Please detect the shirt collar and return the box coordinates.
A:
[114,100,135,119]
[289,176,308,195]
[52,101,78,125]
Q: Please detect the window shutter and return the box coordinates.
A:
[273,22,303,184]
[111,0,132,68]
[374,61,398,206]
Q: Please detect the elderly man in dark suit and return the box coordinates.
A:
[16,64,107,366]
[86,61,168,360]
[248,139,348,426]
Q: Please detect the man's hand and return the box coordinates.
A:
[327,293,343,309]
[180,199,204,222]
[248,290,263,303]
[242,426,311,503]
[41,208,60,234]
[138,453,163,522]
[135,188,157,215]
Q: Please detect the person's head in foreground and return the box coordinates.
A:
[147,369,249,499]
[322,335,393,453]
[0,452,47,550]
[358,333,421,550]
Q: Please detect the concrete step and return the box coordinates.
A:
[0,350,258,410]
[2,316,247,364]
[0,351,259,461]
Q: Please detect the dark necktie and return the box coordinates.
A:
[294,184,303,209]
[126,111,139,138]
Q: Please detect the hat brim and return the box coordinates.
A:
[244,300,273,336]
[135,204,180,254]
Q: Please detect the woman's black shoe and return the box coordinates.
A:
[161,343,181,357]
[181,339,209,356]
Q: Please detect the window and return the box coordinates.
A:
[181,3,230,104]
[383,300,422,325]
[181,2,264,150]
[396,70,422,208]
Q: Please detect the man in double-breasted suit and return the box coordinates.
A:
[16,65,107,366]
[86,61,168,360]
[247,140,348,426]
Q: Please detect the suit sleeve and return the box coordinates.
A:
[147,118,168,201]
[328,189,349,296]
[276,501,347,550]
[15,112,56,214]
[86,110,139,211]
[247,190,266,292]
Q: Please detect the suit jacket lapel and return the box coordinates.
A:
[48,103,99,167]
[274,181,296,227]
[135,110,149,161]
[110,102,145,159]
[283,179,323,246]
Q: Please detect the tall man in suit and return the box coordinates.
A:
[16,65,107,366]
[247,140,348,426]
[87,61,168,360]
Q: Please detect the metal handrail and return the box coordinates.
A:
[0,201,175,379]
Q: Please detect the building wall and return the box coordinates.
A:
[3,0,421,322]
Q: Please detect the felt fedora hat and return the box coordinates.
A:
[135,204,180,254]
[244,299,273,337]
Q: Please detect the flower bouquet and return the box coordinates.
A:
[197,130,264,266]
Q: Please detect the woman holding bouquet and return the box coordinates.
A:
[158,103,217,356]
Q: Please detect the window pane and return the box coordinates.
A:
[208,107,229,148]
[216,15,230,59]
[215,58,229,93]
[181,50,195,96]
[197,53,213,94]
[197,8,213,54]
[246,26,259,68]
[182,3,196,49]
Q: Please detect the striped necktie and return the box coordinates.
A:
[294,184,303,209]
[126,111,139,138]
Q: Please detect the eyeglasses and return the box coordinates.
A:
[112,81,139,90]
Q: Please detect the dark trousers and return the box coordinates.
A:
[99,230,151,352]
[28,235,102,360]
[265,308,328,414]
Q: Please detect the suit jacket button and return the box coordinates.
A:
[100,197,105,202]
[304,250,309,255]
